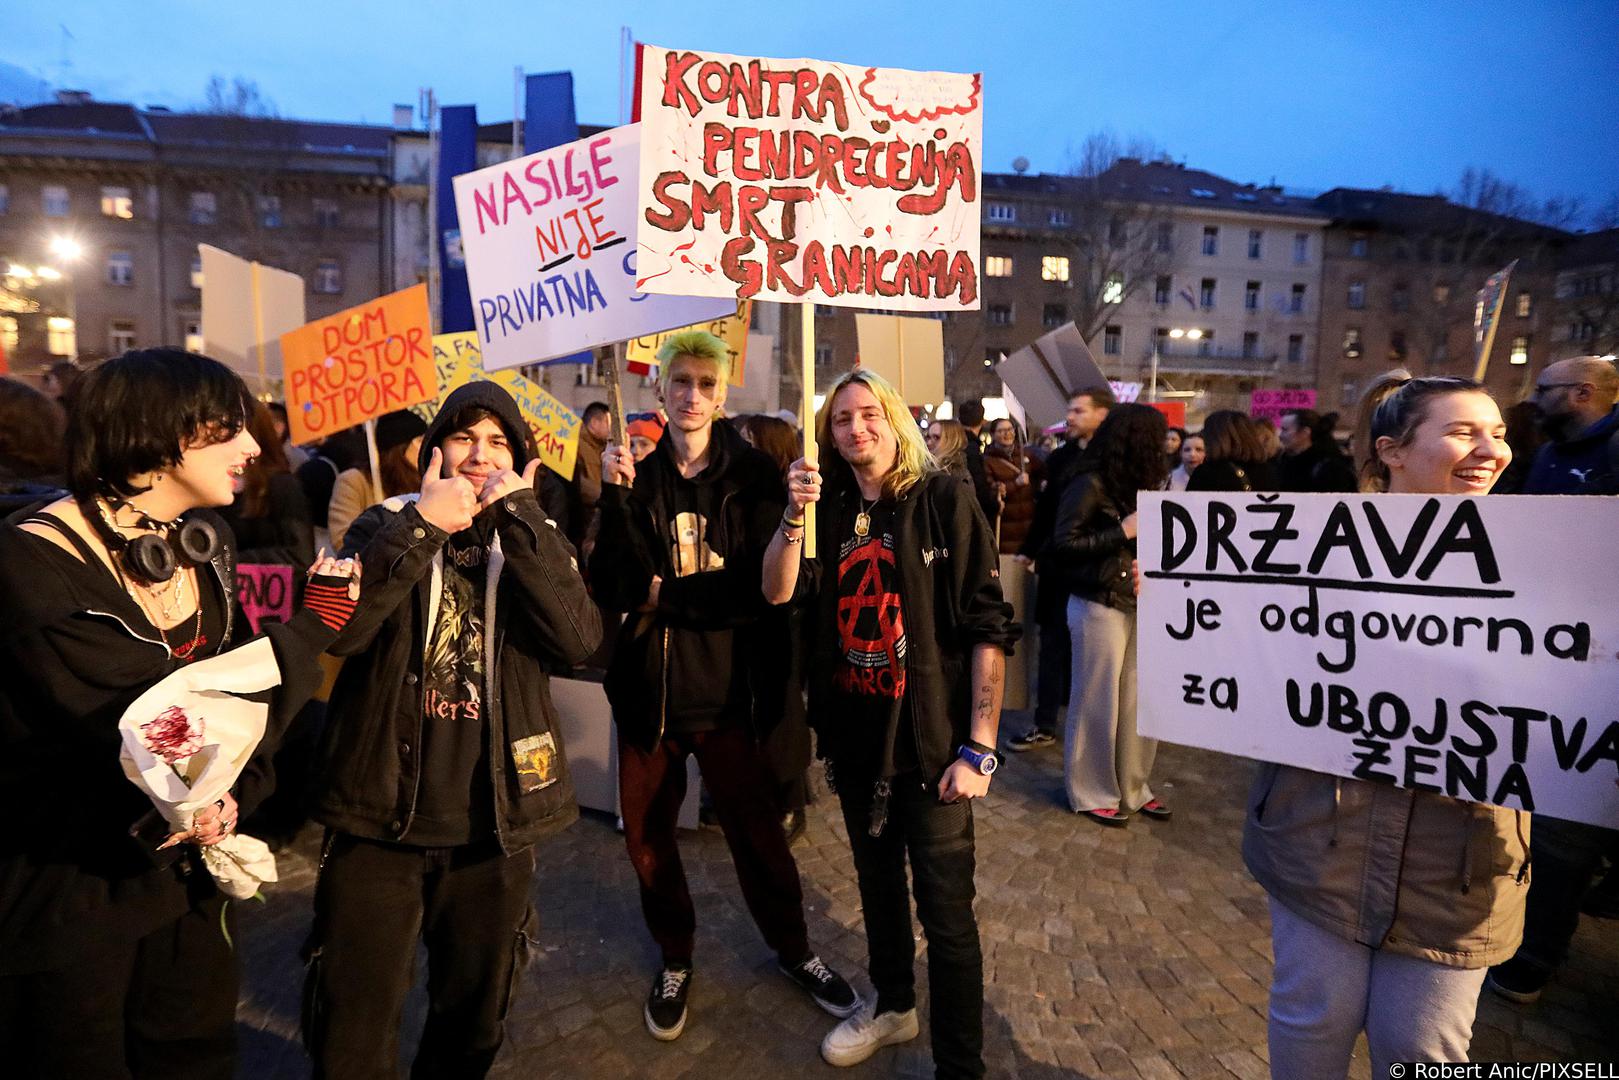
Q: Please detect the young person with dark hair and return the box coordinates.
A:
[0,375,67,516]
[1186,409,1276,492]
[592,330,856,1043]
[1276,408,1356,493]
[0,348,357,1078]
[304,381,600,1079]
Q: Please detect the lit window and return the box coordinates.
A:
[1245,281,1260,311]
[314,258,343,295]
[100,186,134,219]
[1290,284,1306,313]
[189,191,217,225]
[986,203,1016,223]
[983,255,1013,278]
[1201,226,1218,256]
[109,319,137,354]
[1349,235,1368,258]
[1156,222,1173,253]
[1247,230,1262,259]
[191,255,204,290]
[314,197,341,228]
[1199,278,1216,309]
[259,195,282,229]
[1041,256,1070,283]
[1287,334,1304,363]
[1042,303,1066,328]
[1347,281,1366,310]
[0,315,17,354]
[1343,327,1362,358]
[1154,275,1171,305]
[1103,325,1122,356]
[106,250,134,287]
[1102,273,1124,305]
[987,304,1013,326]
[1515,291,1531,318]
[47,316,75,356]
[1510,335,1529,365]
[1293,232,1309,264]
[1242,332,1259,358]
[42,185,70,217]
[185,320,204,354]
[1048,208,1071,227]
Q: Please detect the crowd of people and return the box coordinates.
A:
[0,341,1615,1080]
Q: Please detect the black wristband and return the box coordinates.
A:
[963,739,995,756]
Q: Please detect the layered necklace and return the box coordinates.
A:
[96,498,203,652]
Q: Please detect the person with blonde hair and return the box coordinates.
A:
[925,418,971,482]
[765,368,1018,1077]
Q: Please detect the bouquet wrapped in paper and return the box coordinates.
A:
[118,636,284,900]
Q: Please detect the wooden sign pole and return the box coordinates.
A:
[604,343,629,485]
[800,304,817,559]
[363,417,384,505]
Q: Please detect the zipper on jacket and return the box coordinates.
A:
[656,625,671,744]
[83,609,172,657]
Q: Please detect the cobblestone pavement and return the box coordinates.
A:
[237,714,1618,1078]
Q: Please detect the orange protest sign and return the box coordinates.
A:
[281,284,435,444]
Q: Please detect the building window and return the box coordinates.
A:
[314,258,343,294]
[191,255,204,290]
[986,203,1015,223]
[1040,255,1070,283]
[1201,226,1219,256]
[1245,281,1260,311]
[1247,229,1262,259]
[1042,303,1066,329]
[42,185,70,217]
[1433,283,1451,304]
[47,316,76,356]
[1349,234,1368,258]
[1199,278,1216,309]
[1197,331,1214,357]
[1347,280,1366,310]
[1242,331,1259,358]
[0,183,9,215]
[1108,216,1127,246]
[1102,273,1124,305]
[0,315,17,355]
[108,319,137,354]
[184,320,204,354]
[1290,283,1306,313]
[259,195,282,229]
[106,250,134,287]
[1103,325,1122,356]
[1389,331,1407,362]
[1343,327,1362,358]
[314,197,341,228]
[1154,275,1171,305]
[1391,282,1410,312]
[1293,232,1309,264]
[1510,335,1530,365]
[983,255,1013,278]
[987,304,1013,326]
[1048,208,1071,227]
[815,345,834,366]
[1287,334,1304,363]
[101,185,134,219]
[1156,222,1173,253]
[189,191,216,225]
[1515,291,1531,318]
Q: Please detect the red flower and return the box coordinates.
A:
[141,705,205,765]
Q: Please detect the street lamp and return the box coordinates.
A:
[1149,327,1202,403]
[48,236,83,262]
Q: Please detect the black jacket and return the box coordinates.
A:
[1524,406,1619,495]
[1186,458,1277,493]
[589,421,783,751]
[1019,439,1086,622]
[795,471,1019,783]
[316,382,602,851]
[1042,472,1137,613]
[1276,447,1357,494]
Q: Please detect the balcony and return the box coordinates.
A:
[1138,346,1284,378]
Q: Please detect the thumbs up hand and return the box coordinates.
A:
[417,446,477,534]
[478,458,542,510]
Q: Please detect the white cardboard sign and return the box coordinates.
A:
[1138,492,1619,827]
[452,123,733,371]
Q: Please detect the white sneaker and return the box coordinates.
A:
[820,999,920,1067]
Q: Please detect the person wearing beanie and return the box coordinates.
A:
[303,382,602,1078]
[626,410,667,462]
[325,409,429,551]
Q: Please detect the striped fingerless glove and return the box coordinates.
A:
[302,573,359,633]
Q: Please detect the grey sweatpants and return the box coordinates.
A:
[1062,595,1157,814]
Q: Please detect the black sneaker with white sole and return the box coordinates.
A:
[780,953,860,1018]
[645,964,692,1040]
[1006,729,1055,752]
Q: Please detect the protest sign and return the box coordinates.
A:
[634,44,983,312]
[625,300,752,385]
[200,245,305,396]
[1148,401,1186,429]
[1250,388,1316,425]
[281,284,435,444]
[236,563,294,635]
[855,313,945,406]
[997,324,1109,431]
[418,332,581,480]
[1138,492,1619,828]
[452,124,733,371]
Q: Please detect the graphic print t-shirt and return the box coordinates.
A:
[663,478,748,734]
[832,501,916,775]
[409,533,493,844]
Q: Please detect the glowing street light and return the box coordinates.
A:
[48,236,83,261]
[1151,326,1204,403]
[35,266,63,281]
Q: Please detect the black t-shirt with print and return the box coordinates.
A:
[663,477,748,735]
[407,531,494,845]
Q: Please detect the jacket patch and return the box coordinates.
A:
[512,732,560,794]
[921,546,949,567]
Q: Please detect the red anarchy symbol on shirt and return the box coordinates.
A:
[837,540,906,678]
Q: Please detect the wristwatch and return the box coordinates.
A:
[957,743,999,776]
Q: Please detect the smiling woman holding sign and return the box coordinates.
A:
[1242,372,1527,1079]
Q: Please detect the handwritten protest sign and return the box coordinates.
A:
[625,300,752,385]
[452,124,733,371]
[199,245,305,397]
[635,44,982,312]
[855,313,945,406]
[1249,388,1316,425]
[280,284,435,444]
[236,563,294,635]
[1138,493,1619,827]
[415,332,581,480]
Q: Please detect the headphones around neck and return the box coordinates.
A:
[83,498,221,585]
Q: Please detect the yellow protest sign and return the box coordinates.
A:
[418,332,582,480]
[625,301,751,385]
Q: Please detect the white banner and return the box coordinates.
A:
[452,124,733,371]
[635,44,982,312]
[1138,492,1619,827]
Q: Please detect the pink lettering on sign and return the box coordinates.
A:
[237,563,294,635]
[1250,389,1317,425]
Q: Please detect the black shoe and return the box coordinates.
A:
[782,808,807,846]
[780,954,861,1018]
[645,964,692,1040]
[1006,729,1056,752]
[1485,956,1549,1004]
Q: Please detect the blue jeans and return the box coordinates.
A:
[839,776,984,1080]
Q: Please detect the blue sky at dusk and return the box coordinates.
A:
[6,0,1616,219]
